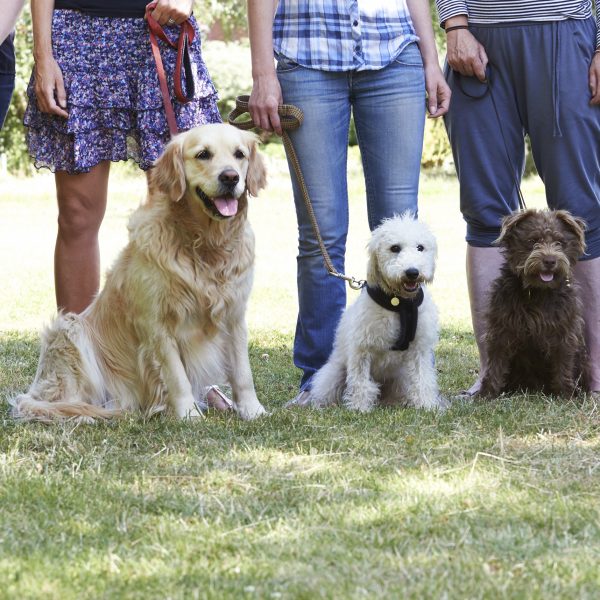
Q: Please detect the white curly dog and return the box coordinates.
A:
[309,213,444,412]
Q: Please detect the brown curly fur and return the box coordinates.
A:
[480,209,588,398]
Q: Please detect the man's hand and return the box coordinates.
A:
[589,52,600,106]
[447,28,488,82]
[34,55,68,118]
[424,64,451,117]
[150,0,193,26]
[248,71,283,135]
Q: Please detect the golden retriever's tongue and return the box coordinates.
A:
[213,196,238,217]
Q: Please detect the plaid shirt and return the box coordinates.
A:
[273,0,419,71]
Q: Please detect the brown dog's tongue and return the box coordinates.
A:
[540,272,554,282]
[213,197,238,217]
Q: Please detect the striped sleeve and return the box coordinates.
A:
[435,0,469,26]
[596,0,600,47]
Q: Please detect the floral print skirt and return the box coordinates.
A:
[24,10,221,173]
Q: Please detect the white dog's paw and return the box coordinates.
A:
[235,399,267,420]
[343,393,376,413]
[410,392,446,411]
[343,380,378,412]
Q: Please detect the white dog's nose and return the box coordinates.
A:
[405,268,419,280]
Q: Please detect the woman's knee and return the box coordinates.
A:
[56,191,106,240]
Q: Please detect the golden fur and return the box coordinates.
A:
[11,124,268,421]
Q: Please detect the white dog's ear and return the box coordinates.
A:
[244,133,267,197]
[366,238,382,285]
[149,136,187,202]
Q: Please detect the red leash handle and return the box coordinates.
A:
[146,2,196,137]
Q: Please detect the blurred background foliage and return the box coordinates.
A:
[1,0,454,175]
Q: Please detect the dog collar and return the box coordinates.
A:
[365,284,424,351]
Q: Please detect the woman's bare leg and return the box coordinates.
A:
[54,161,110,313]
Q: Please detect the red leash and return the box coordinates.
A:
[146,2,195,137]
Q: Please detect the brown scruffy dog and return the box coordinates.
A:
[479,209,588,399]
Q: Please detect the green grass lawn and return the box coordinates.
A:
[1,149,599,599]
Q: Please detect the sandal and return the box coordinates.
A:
[203,385,233,411]
[455,379,482,400]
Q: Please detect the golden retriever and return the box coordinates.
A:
[11,123,268,421]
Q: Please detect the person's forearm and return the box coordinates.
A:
[0,0,25,45]
[247,0,278,79]
[406,0,442,67]
[31,0,55,61]
[435,0,468,27]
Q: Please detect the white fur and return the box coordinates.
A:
[309,214,444,412]
[11,124,268,422]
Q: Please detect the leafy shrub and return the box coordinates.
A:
[0,7,34,175]
[422,116,452,170]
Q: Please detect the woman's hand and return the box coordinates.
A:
[150,0,193,26]
[424,64,451,117]
[34,54,68,118]
[248,71,283,135]
[589,52,600,106]
[446,28,488,82]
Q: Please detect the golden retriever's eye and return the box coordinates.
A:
[234,149,246,160]
[390,245,401,253]
[196,149,211,160]
[417,244,424,252]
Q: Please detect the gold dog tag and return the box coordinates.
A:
[391,297,400,306]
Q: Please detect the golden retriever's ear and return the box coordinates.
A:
[244,133,267,197]
[149,136,187,202]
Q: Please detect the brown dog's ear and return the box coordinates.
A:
[495,209,536,246]
[555,210,587,256]
[149,135,187,202]
[244,132,267,197]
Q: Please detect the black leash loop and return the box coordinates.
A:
[454,64,527,211]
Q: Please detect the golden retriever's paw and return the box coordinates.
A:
[235,399,267,420]
[174,395,205,419]
[183,405,206,420]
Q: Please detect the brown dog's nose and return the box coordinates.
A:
[543,256,557,269]
[219,169,240,189]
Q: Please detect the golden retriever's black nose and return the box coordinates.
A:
[405,268,419,280]
[219,169,240,189]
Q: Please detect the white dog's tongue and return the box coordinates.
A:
[213,196,238,217]
[540,272,554,282]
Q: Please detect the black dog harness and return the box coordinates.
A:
[365,285,424,351]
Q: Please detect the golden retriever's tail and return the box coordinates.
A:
[10,394,121,423]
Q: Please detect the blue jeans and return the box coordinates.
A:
[0,34,15,128]
[277,42,426,390]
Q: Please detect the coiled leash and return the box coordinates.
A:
[228,95,366,290]
[146,2,196,137]
[454,64,527,210]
